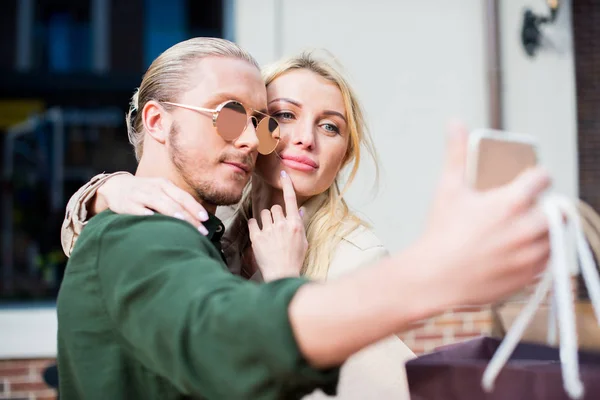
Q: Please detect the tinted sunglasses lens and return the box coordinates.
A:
[216,101,247,140]
[256,117,280,155]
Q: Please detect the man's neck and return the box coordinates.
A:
[136,157,217,215]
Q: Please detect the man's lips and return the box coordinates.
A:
[222,161,251,173]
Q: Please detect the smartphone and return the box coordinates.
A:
[466,129,539,191]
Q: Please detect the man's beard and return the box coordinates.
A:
[169,122,250,206]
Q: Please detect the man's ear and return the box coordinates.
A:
[142,100,170,144]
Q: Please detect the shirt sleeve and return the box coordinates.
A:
[61,171,132,257]
[95,214,339,399]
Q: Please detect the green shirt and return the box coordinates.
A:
[57,211,339,399]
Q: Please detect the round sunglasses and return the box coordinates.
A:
[162,100,280,155]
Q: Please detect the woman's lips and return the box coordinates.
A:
[280,154,318,172]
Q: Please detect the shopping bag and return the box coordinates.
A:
[405,336,600,400]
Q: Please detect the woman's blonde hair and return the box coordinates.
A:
[224,50,380,280]
[126,37,258,160]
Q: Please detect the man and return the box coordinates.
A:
[57,38,551,399]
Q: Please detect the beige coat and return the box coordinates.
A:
[301,224,416,399]
[61,174,415,399]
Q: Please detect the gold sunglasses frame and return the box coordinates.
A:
[162,100,280,154]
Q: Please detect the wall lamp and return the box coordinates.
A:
[521,0,561,57]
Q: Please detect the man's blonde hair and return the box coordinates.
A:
[126,37,259,160]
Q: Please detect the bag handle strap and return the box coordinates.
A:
[577,200,600,269]
[482,194,600,399]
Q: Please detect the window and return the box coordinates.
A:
[34,0,93,72]
[0,0,231,358]
[143,0,226,68]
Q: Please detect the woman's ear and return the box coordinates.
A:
[142,100,170,144]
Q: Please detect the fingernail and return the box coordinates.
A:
[174,212,185,220]
[281,170,287,178]
[198,211,209,221]
[144,210,154,216]
[299,208,304,218]
[198,225,209,236]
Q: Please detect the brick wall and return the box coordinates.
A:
[398,306,493,355]
[0,359,57,400]
[397,280,577,356]
[573,0,600,302]
[574,1,600,215]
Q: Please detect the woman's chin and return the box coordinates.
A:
[289,183,320,200]
[256,171,321,199]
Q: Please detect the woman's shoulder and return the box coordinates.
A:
[339,223,386,252]
[327,222,389,279]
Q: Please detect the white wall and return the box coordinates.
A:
[0,307,57,358]
[238,0,578,252]
[500,0,578,197]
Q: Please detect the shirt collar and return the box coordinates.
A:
[203,212,226,243]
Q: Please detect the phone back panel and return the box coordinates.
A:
[473,137,537,191]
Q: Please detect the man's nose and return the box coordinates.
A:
[233,117,260,153]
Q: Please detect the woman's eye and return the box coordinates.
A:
[321,123,340,134]
[273,111,295,121]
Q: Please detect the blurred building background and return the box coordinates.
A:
[0,0,597,399]
[0,0,229,397]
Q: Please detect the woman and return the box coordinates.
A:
[61,51,415,399]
